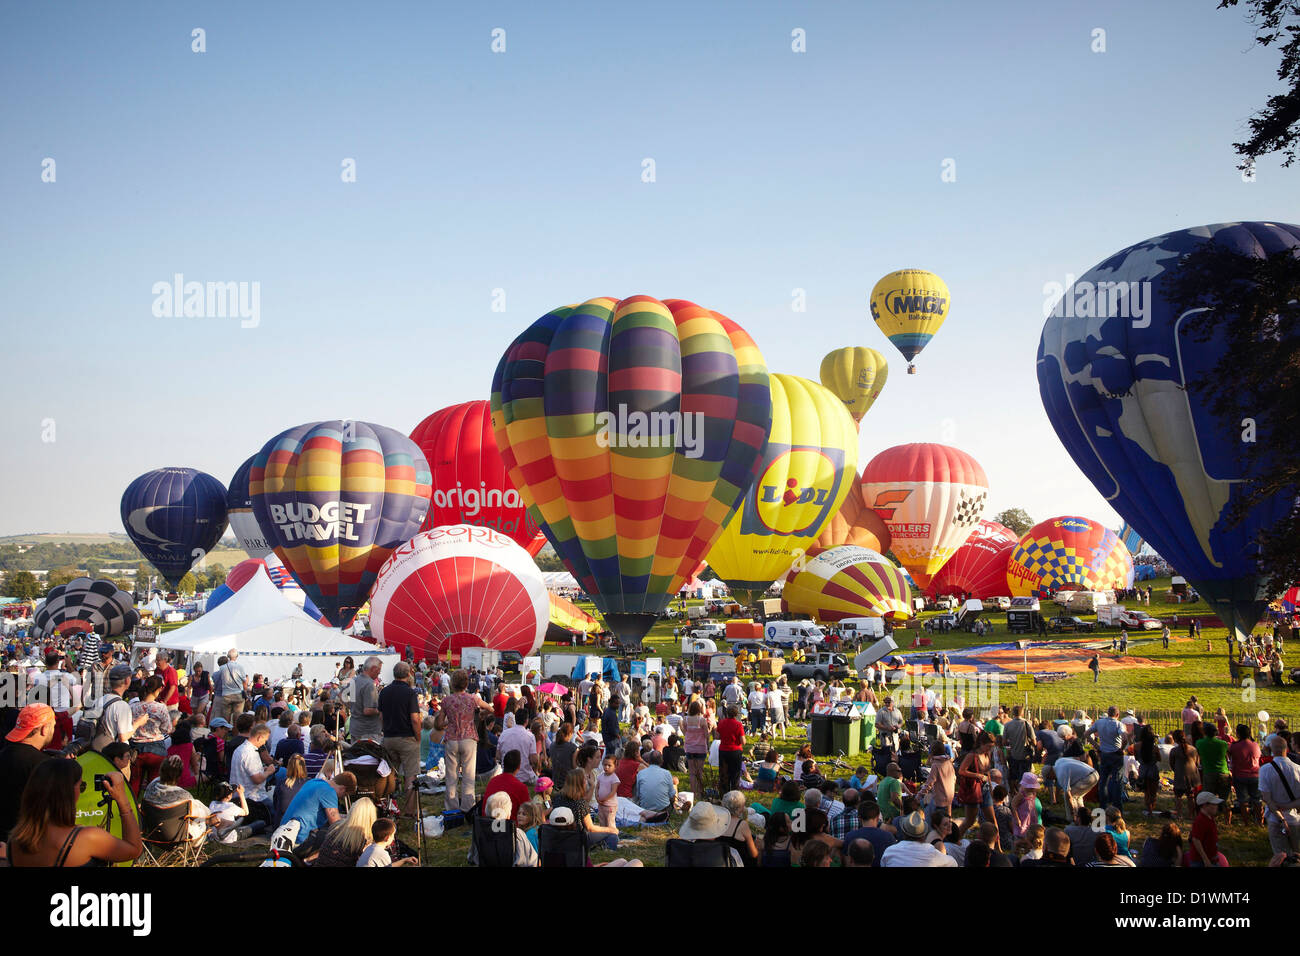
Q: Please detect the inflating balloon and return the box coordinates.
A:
[34,578,138,638]
[492,296,772,648]
[1038,221,1300,638]
[205,556,329,624]
[814,479,892,554]
[226,457,273,559]
[927,519,1019,599]
[860,443,988,590]
[781,546,913,622]
[870,269,950,372]
[819,347,889,423]
[250,420,432,629]
[705,373,858,605]
[410,401,545,556]
[1005,516,1134,599]
[369,525,549,662]
[548,592,601,643]
[121,467,229,588]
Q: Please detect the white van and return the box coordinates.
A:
[764,620,826,647]
[838,617,886,641]
[681,636,718,655]
[1068,590,1112,613]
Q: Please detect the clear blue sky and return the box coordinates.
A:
[2,0,1297,538]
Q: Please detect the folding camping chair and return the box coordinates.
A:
[139,801,211,867]
[470,815,518,867]
[537,823,589,868]
[664,838,737,867]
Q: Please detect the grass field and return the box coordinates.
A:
[381,578,1293,867]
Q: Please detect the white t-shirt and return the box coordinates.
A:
[748,690,767,710]
[766,689,783,712]
[230,740,270,803]
[681,678,694,697]
[35,670,81,712]
[267,723,289,754]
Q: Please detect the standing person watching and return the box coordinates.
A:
[349,657,384,743]
[716,705,746,795]
[434,669,492,813]
[378,662,422,817]
[212,649,249,725]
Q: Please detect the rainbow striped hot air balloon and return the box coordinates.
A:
[705,374,859,606]
[782,545,913,622]
[250,421,431,629]
[491,296,772,647]
[1006,516,1135,599]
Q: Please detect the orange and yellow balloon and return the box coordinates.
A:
[782,545,914,622]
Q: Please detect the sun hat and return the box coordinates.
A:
[535,776,554,793]
[896,810,928,840]
[5,703,54,742]
[1196,791,1224,806]
[678,802,730,841]
[1019,772,1041,790]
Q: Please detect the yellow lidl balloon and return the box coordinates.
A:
[705,374,859,605]
[819,347,889,424]
[870,269,950,372]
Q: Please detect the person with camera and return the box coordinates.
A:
[0,758,142,867]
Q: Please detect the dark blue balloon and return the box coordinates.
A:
[1038,221,1300,639]
[120,467,229,588]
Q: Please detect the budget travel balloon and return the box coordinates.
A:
[814,480,892,554]
[926,519,1018,599]
[368,525,549,663]
[705,374,858,605]
[121,467,230,587]
[860,443,988,590]
[409,400,545,554]
[226,456,273,558]
[1005,516,1134,599]
[492,296,772,647]
[1037,221,1300,638]
[819,347,889,423]
[781,546,913,622]
[250,420,432,629]
[34,578,138,638]
[870,269,950,372]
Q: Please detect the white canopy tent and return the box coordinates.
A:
[542,572,579,592]
[154,566,399,686]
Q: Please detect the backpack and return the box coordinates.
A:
[87,694,125,753]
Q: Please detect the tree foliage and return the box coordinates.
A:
[993,508,1034,536]
[1222,0,1300,167]
[1165,241,1300,597]
[1,570,41,601]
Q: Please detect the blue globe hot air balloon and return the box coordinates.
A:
[121,467,230,588]
[1038,221,1300,640]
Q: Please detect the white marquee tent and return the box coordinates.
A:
[154,566,399,686]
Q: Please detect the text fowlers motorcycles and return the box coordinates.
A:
[888,523,932,538]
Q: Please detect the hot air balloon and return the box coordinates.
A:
[368,525,549,662]
[121,468,229,587]
[819,347,889,423]
[1038,221,1300,639]
[409,400,545,556]
[781,546,913,622]
[926,519,1019,599]
[1006,516,1134,599]
[204,556,330,624]
[705,374,858,605]
[870,269,950,373]
[860,443,988,591]
[814,480,892,554]
[491,296,772,648]
[34,578,138,638]
[226,456,273,558]
[250,420,432,629]
[547,592,601,643]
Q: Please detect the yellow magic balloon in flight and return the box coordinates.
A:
[819,347,889,424]
[870,269,950,373]
[705,373,858,606]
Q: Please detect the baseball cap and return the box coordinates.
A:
[209,717,232,729]
[108,664,132,683]
[548,806,575,826]
[5,703,55,742]
[1196,791,1224,806]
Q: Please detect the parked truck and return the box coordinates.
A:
[781,651,851,683]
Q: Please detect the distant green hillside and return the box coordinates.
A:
[0,533,248,573]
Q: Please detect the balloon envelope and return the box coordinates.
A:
[121,467,229,587]
[860,443,988,590]
[369,525,549,662]
[250,420,432,629]
[205,557,329,624]
[927,519,1019,599]
[492,296,772,646]
[1006,516,1134,599]
[814,479,892,554]
[705,374,858,605]
[1038,221,1300,637]
[782,546,913,622]
[34,578,138,638]
[409,400,545,552]
[870,269,950,366]
[226,456,273,559]
[819,347,889,423]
